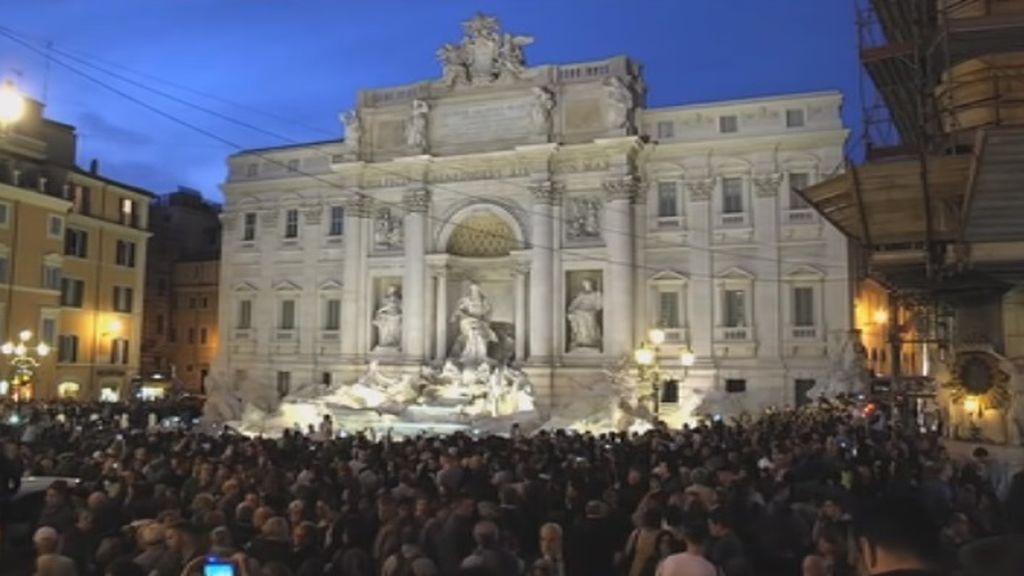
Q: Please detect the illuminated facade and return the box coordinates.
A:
[0,97,151,400]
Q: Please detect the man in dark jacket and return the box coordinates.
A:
[569,501,617,576]
[853,490,948,576]
[462,520,521,576]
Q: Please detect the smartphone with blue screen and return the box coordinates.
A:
[203,559,236,576]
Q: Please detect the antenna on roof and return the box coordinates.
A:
[42,41,53,104]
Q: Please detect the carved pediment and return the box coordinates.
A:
[272,280,302,292]
[650,270,689,284]
[717,267,755,281]
[785,265,825,280]
[233,281,259,293]
[319,278,344,291]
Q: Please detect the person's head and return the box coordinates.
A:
[639,506,662,530]
[253,506,273,530]
[262,517,290,542]
[853,491,942,574]
[33,526,60,555]
[287,499,305,525]
[165,521,202,556]
[816,523,847,560]
[708,509,732,538]
[655,531,677,558]
[140,522,165,549]
[539,523,563,558]
[802,554,828,576]
[45,480,69,508]
[473,520,499,549]
[75,509,93,532]
[293,521,316,548]
[820,497,844,521]
[681,518,710,551]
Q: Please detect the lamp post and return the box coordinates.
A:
[634,328,696,420]
[1,330,50,402]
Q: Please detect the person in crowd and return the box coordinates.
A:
[853,490,948,576]
[656,519,717,576]
[0,396,1020,576]
[34,526,78,576]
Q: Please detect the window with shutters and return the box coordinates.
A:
[723,289,747,328]
[722,178,744,214]
[113,286,134,313]
[64,228,88,258]
[111,338,129,365]
[792,286,815,327]
[43,264,62,290]
[60,278,85,307]
[115,240,136,267]
[237,300,252,329]
[0,201,9,228]
[48,215,64,239]
[719,115,738,133]
[324,299,341,330]
[58,335,79,363]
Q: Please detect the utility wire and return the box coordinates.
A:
[0,27,854,285]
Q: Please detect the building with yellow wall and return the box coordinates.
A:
[0,97,151,400]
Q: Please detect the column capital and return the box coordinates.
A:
[602,174,642,203]
[343,196,372,218]
[753,172,783,198]
[528,180,563,205]
[403,186,431,213]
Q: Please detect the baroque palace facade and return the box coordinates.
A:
[216,15,851,415]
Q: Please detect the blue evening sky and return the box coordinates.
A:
[0,0,860,201]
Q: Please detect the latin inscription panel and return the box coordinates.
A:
[432,97,534,144]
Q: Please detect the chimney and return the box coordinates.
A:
[89,159,99,174]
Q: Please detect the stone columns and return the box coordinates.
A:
[514,263,529,362]
[341,197,369,358]
[528,180,559,362]
[602,176,638,358]
[434,269,448,362]
[402,187,430,360]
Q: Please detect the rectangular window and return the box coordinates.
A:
[284,209,299,239]
[169,326,177,343]
[202,297,208,308]
[328,206,345,237]
[41,316,57,345]
[656,121,674,139]
[656,182,680,219]
[276,371,292,398]
[0,202,9,227]
[793,286,815,327]
[0,256,8,283]
[723,289,746,327]
[722,177,744,214]
[243,212,257,241]
[321,372,332,387]
[280,299,296,330]
[788,172,811,210]
[324,299,341,330]
[72,186,91,214]
[120,198,138,227]
[725,379,747,393]
[786,108,805,128]
[48,215,64,239]
[189,297,196,309]
[60,278,85,307]
[64,228,88,258]
[113,286,134,313]
[658,291,681,329]
[719,115,738,133]
[238,300,252,329]
[42,264,62,290]
[188,328,196,344]
[110,338,129,365]
[246,163,258,177]
[115,240,136,268]
[200,327,208,344]
[58,335,78,363]
[156,314,165,335]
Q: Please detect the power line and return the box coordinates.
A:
[1,24,856,275]
[0,25,858,275]
[0,27,854,285]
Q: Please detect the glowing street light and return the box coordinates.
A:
[0,80,26,129]
[1,329,50,401]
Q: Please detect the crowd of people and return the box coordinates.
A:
[1,397,1023,576]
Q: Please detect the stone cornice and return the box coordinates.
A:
[602,174,642,203]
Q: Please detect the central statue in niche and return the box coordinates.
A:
[450,282,498,367]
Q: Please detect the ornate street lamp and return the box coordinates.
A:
[1,330,50,401]
[634,328,697,420]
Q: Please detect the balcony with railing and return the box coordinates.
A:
[713,325,757,357]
